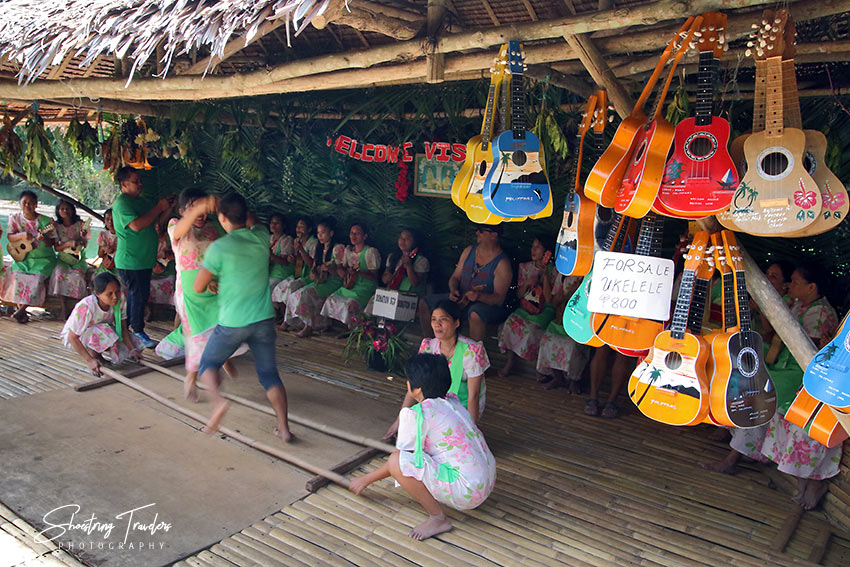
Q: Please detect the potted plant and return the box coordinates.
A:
[343,316,409,373]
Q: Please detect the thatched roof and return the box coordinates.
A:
[0,0,332,84]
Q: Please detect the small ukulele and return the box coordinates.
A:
[6,221,55,262]
[628,231,712,426]
[555,91,605,277]
[654,12,739,218]
[803,312,850,412]
[785,387,849,448]
[387,248,418,290]
[709,231,776,427]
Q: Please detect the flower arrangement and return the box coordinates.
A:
[343,316,409,373]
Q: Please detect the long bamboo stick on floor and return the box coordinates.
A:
[137,359,396,454]
[97,366,352,489]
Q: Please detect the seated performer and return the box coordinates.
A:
[4,190,57,324]
[421,225,512,342]
[272,216,318,325]
[382,228,429,295]
[349,353,496,541]
[707,261,841,511]
[497,235,556,377]
[284,219,345,338]
[535,273,589,393]
[94,209,118,277]
[61,272,143,376]
[49,200,90,320]
[147,224,176,314]
[320,222,381,328]
[268,213,294,290]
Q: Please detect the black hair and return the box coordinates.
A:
[767,259,795,283]
[55,200,82,225]
[93,272,120,295]
[219,192,247,225]
[269,213,286,233]
[178,186,208,210]
[115,166,137,184]
[19,190,37,201]
[313,219,337,265]
[532,232,555,255]
[295,216,313,232]
[405,353,452,399]
[388,227,419,270]
[432,299,462,322]
[103,208,112,217]
[795,261,830,297]
[350,222,369,238]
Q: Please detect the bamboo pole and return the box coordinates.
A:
[564,34,634,118]
[10,169,103,221]
[137,359,396,454]
[96,365,352,489]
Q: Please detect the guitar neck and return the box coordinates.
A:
[481,82,498,150]
[671,270,696,339]
[687,276,710,334]
[721,270,738,331]
[734,268,753,333]
[500,77,510,133]
[781,59,803,129]
[510,73,526,140]
[634,213,664,257]
[694,52,717,126]
[763,56,784,138]
[603,212,625,251]
[752,59,767,132]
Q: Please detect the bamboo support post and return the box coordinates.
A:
[770,506,804,552]
[305,446,382,493]
[96,365,352,489]
[74,356,187,391]
[564,33,634,119]
[137,359,396,454]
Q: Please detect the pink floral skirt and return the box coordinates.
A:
[271,277,307,305]
[75,323,143,364]
[498,311,547,361]
[320,294,362,328]
[149,275,175,305]
[284,285,327,329]
[48,264,87,299]
[3,270,47,306]
[536,328,590,379]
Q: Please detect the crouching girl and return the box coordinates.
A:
[349,353,496,541]
[61,272,143,376]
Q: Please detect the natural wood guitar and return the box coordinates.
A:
[584,17,695,207]
[628,231,712,426]
[6,222,55,262]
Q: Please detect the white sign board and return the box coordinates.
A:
[586,251,674,321]
[372,289,419,322]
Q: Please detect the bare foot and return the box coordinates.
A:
[203,400,230,435]
[295,326,313,338]
[543,374,565,390]
[708,427,732,442]
[349,476,370,496]
[222,360,238,380]
[273,426,294,443]
[567,380,581,395]
[408,514,452,541]
[704,459,738,475]
[798,479,829,510]
[184,381,200,403]
[279,322,289,332]
[536,372,554,383]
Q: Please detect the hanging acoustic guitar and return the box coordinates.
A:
[803,312,850,412]
[555,91,605,278]
[628,231,711,426]
[482,40,552,219]
[654,12,739,218]
[785,387,849,448]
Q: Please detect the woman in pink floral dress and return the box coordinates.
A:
[168,188,242,400]
[94,209,118,277]
[61,272,143,376]
[272,217,318,321]
[536,273,589,392]
[148,227,176,308]
[497,236,555,377]
[350,353,496,541]
[49,200,90,319]
[4,190,56,323]
[708,261,841,510]
[320,223,381,328]
[268,213,294,291]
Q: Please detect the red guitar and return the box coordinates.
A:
[654,12,739,218]
[387,248,418,290]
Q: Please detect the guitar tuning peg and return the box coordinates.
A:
[608,116,614,122]
[708,26,715,31]
[759,39,766,46]
[698,37,705,43]
[774,17,781,24]
[723,44,729,52]
[753,23,761,28]
[718,36,725,44]
[767,44,774,50]
[765,23,772,31]
[745,48,752,57]
[693,31,702,37]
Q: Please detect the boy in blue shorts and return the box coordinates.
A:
[194,193,293,442]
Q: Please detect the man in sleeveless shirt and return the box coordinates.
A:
[422,225,513,342]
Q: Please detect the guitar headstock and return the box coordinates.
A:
[591,89,610,133]
[672,15,703,58]
[696,247,716,280]
[745,8,787,59]
[659,17,696,63]
[783,11,797,59]
[710,232,732,276]
[693,12,727,58]
[578,94,599,140]
[506,40,524,75]
[720,230,744,272]
[683,231,710,273]
[494,43,509,81]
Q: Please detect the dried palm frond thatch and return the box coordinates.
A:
[0,0,334,85]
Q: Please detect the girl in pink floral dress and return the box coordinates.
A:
[49,200,90,319]
[350,353,496,541]
[94,209,118,277]
[4,190,56,323]
[268,213,294,291]
[321,223,381,328]
[536,273,589,393]
[61,272,143,376]
[497,236,555,377]
[148,227,176,308]
[168,188,243,400]
[272,217,318,320]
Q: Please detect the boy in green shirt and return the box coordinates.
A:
[194,193,293,442]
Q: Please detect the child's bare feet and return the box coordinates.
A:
[222,360,238,379]
[497,353,515,378]
[273,426,294,443]
[295,326,313,338]
[184,381,200,403]
[567,379,581,395]
[349,476,370,496]
[543,374,565,390]
[704,450,740,475]
[279,322,289,332]
[794,478,829,510]
[536,372,553,383]
[409,514,452,541]
[203,400,230,434]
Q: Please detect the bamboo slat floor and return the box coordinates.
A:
[2,316,850,566]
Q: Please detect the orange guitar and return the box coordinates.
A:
[628,231,711,426]
[614,15,702,218]
[590,212,665,351]
[786,388,849,448]
[584,17,695,207]
[709,231,776,427]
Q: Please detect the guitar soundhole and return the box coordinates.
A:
[738,348,758,377]
[688,136,713,159]
[664,352,682,371]
[633,141,647,165]
[511,151,527,167]
[803,151,817,176]
[759,152,790,176]
[478,160,488,176]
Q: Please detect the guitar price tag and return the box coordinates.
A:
[587,251,674,321]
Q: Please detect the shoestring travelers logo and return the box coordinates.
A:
[34,502,172,552]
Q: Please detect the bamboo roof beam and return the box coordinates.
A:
[480,0,501,26]
[0,0,843,102]
[520,0,539,22]
[312,0,424,40]
[46,53,75,80]
[186,13,287,75]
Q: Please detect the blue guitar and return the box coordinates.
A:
[804,312,850,412]
[482,41,552,219]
